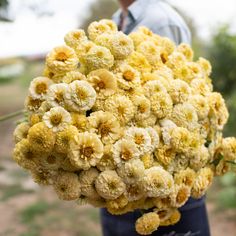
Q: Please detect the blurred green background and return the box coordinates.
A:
[0,0,236,235]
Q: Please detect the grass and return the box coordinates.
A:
[0,184,34,201]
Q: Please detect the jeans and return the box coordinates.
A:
[100,197,210,236]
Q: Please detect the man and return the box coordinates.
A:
[100,1,211,236]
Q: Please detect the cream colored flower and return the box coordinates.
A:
[177,43,194,61]
[71,113,88,132]
[190,78,211,96]
[197,57,212,77]
[168,79,190,104]
[188,94,209,120]
[142,166,174,198]
[117,64,141,90]
[154,144,176,167]
[104,94,135,125]
[62,71,86,84]
[112,139,140,165]
[136,114,157,128]
[135,212,160,235]
[117,158,145,184]
[88,19,117,41]
[143,80,167,98]
[29,76,52,100]
[47,83,68,107]
[64,29,87,49]
[95,170,126,200]
[171,103,199,131]
[88,111,122,144]
[78,168,101,199]
[65,80,96,112]
[69,132,104,170]
[14,122,30,143]
[220,137,236,162]
[132,95,151,121]
[79,45,114,72]
[174,168,196,188]
[125,183,145,201]
[97,145,116,171]
[53,170,81,201]
[96,32,134,60]
[125,127,152,155]
[24,96,43,112]
[150,91,173,119]
[87,69,117,96]
[46,45,78,74]
[172,184,191,208]
[145,127,159,152]
[43,107,71,132]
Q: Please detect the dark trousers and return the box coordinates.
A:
[100,197,210,236]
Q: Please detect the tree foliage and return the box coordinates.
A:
[80,0,118,30]
[0,0,8,8]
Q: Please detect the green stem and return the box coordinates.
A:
[0,109,24,122]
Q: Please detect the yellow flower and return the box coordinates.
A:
[129,27,153,48]
[132,95,151,121]
[54,125,78,154]
[143,80,167,98]
[174,168,196,188]
[28,122,56,153]
[106,194,129,210]
[150,91,173,119]
[88,19,117,41]
[79,45,114,72]
[47,83,69,108]
[208,92,229,130]
[70,113,88,132]
[112,139,140,165]
[117,158,145,184]
[96,32,134,60]
[220,137,236,162]
[125,183,145,201]
[95,170,126,200]
[188,94,210,120]
[64,29,87,49]
[125,127,152,155]
[127,51,152,73]
[25,96,43,112]
[171,103,199,131]
[14,122,30,143]
[159,209,181,226]
[190,78,211,96]
[97,145,116,171]
[154,145,176,167]
[43,106,71,132]
[30,168,56,185]
[197,57,212,77]
[104,94,135,125]
[46,45,78,74]
[29,113,42,126]
[146,127,160,152]
[141,153,154,169]
[172,184,191,207]
[53,170,81,201]
[168,79,190,104]
[87,69,117,96]
[88,111,122,144]
[13,139,38,170]
[142,166,174,198]
[65,80,96,112]
[62,71,86,84]
[117,64,141,90]
[78,168,101,199]
[177,43,194,61]
[29,76,53,100]
[136,114,157,128]
[191,167,214,198]
[135,212,160,235]
[69,132,104,170]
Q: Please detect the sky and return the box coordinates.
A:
[0,0,236,58]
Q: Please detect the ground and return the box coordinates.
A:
[0,67,236,236]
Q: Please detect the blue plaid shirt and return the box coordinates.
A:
[113,0,191,45]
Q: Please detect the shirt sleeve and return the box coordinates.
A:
[151,24,192,45]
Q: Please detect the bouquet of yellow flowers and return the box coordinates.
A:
[13,19,236,235]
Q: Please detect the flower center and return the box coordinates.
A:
[134,134,144,145]
[56,52,68,62]
[99,123,111,137]
[96,51,104,58]
[121,149,132,161]
[50,114,63,126]
[55,92,64,104]
[138,104,146,113]
[176,189,187,203]
[36,82,47,94]
[97,81,105,89]
[47,155,56,164]
[25,151,34,160]
[76,88,88,100]
[81,147,94,158]
[117,106,125,115]
[123,71,135,81]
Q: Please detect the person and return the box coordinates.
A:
[100,1,211,236]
